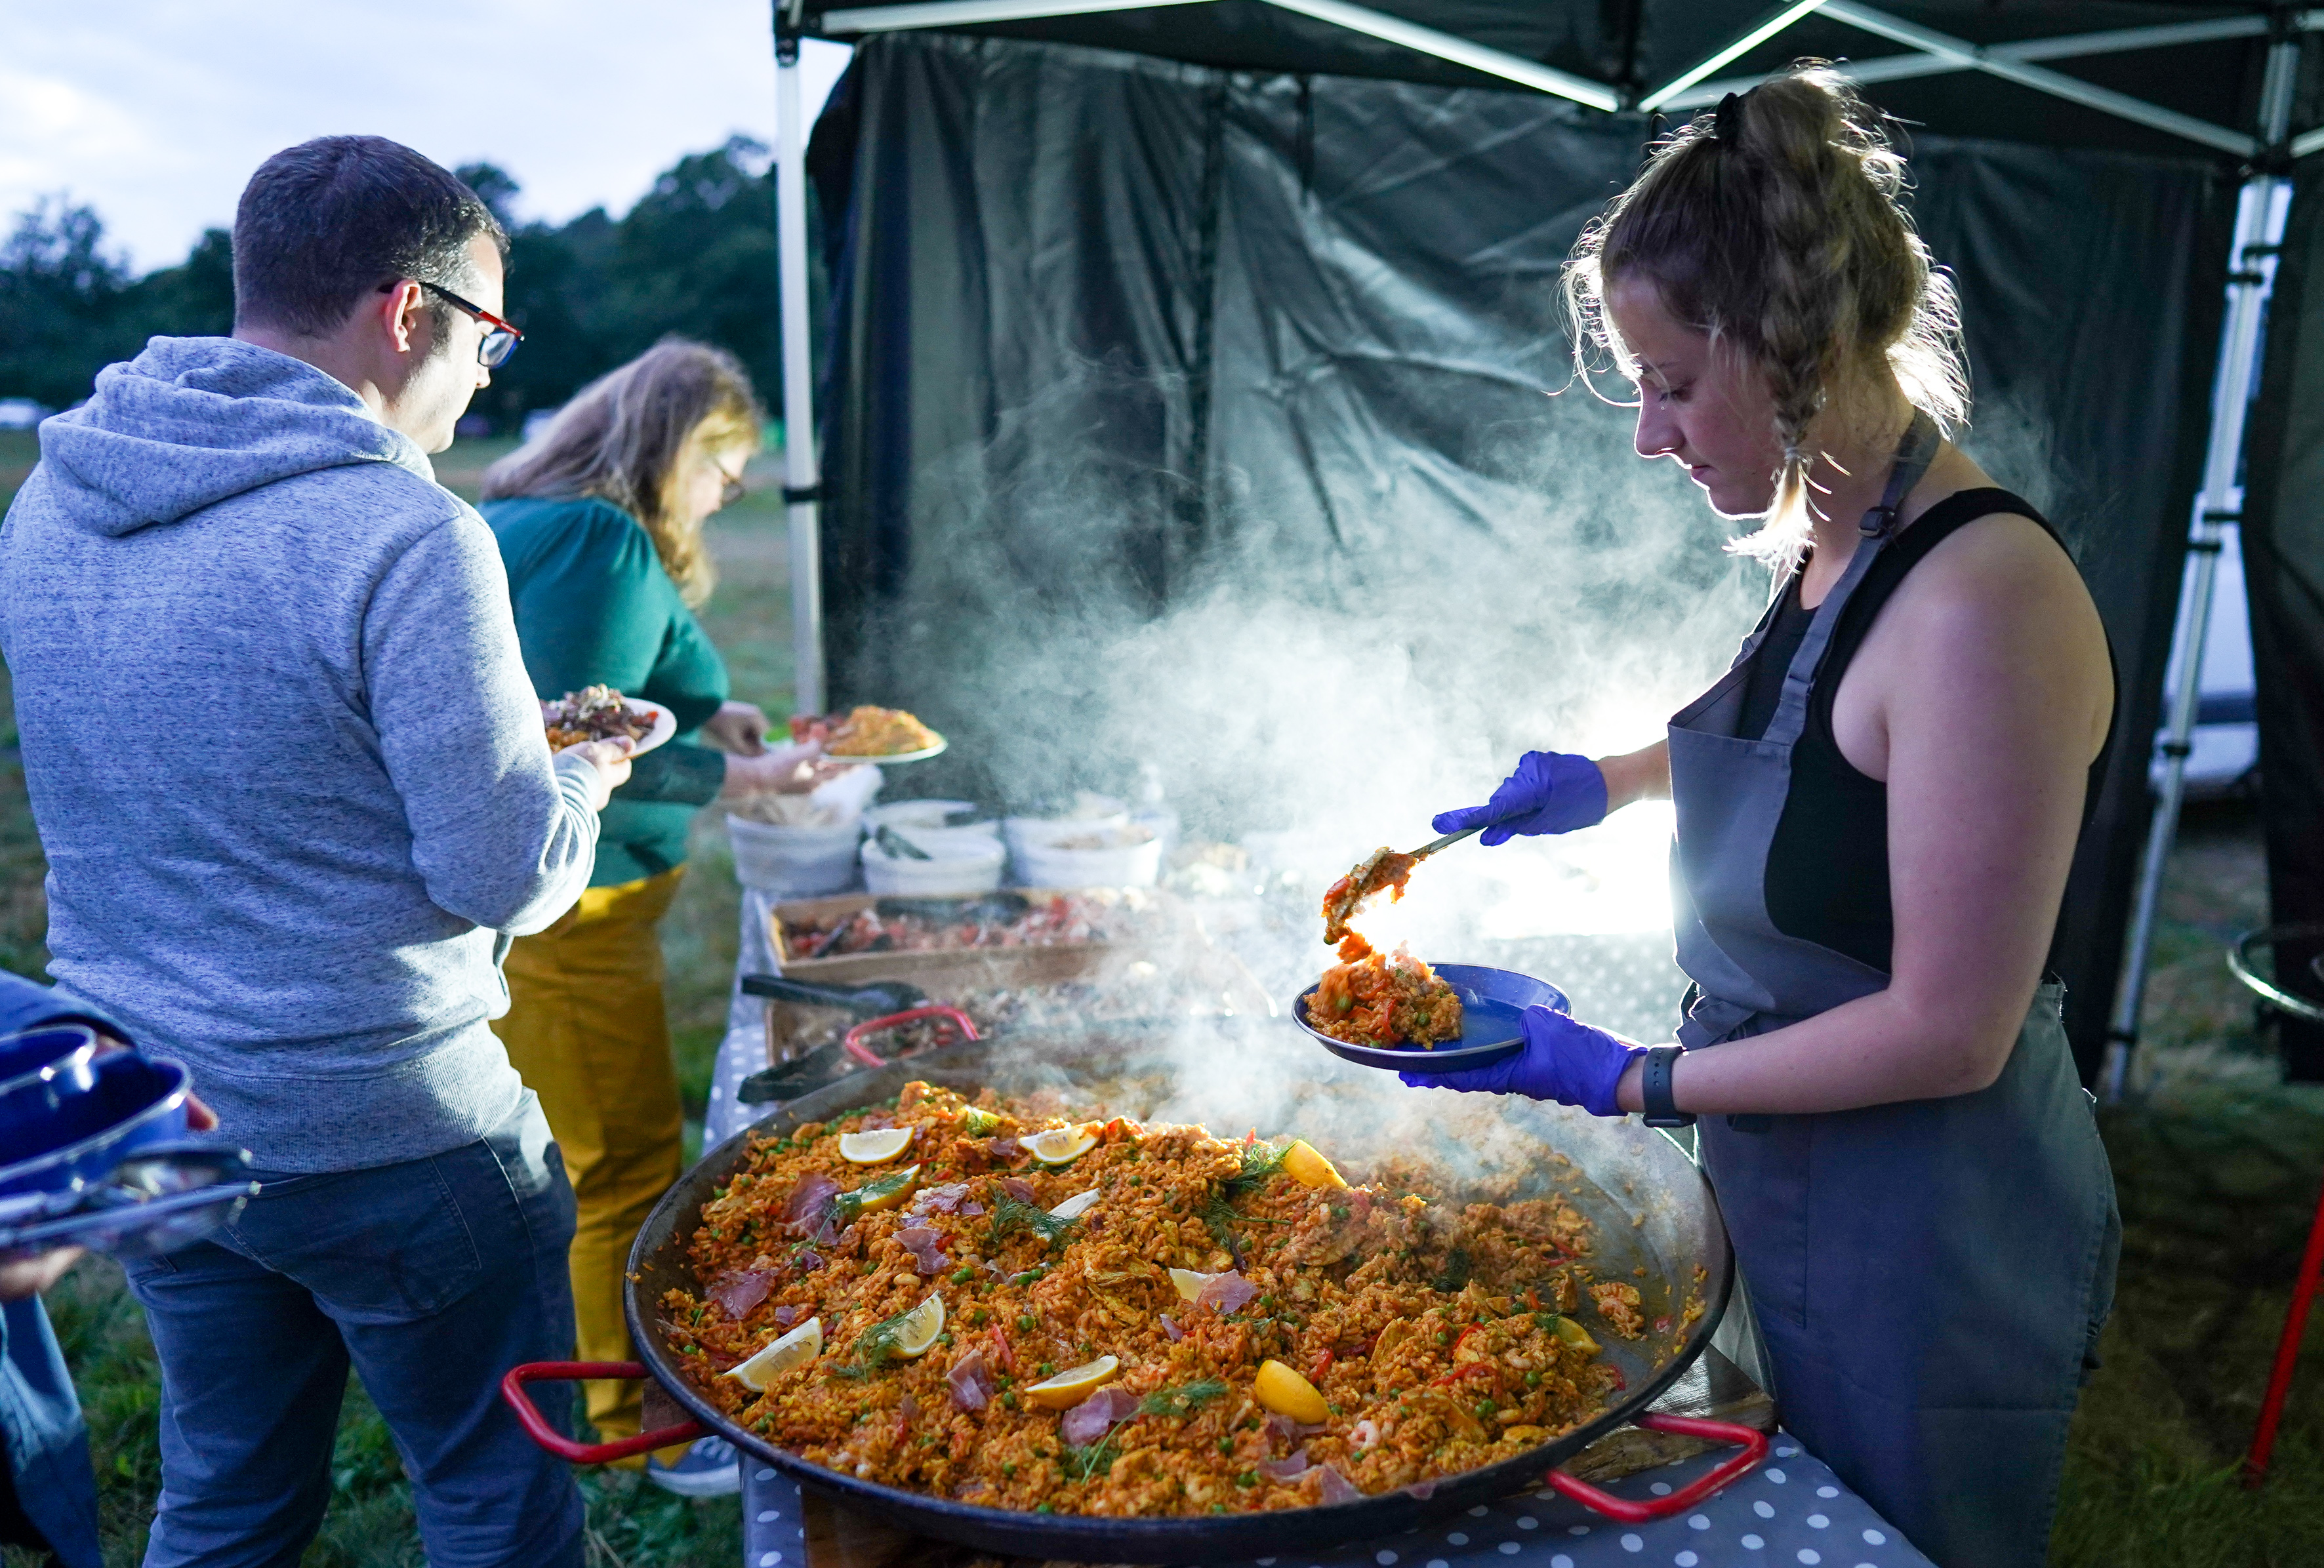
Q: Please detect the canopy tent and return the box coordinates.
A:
[760,0,2309,1079]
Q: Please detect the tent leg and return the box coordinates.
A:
[2102,35,2300,1102]
[2246,1167,2324,1486]
[775,7,826,718]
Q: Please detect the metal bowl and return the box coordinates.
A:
[0,1054,191,1196]
[0,1024,108,1100]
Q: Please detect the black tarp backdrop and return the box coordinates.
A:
[804,22,2237,1077]
[2238,157,2324,1077]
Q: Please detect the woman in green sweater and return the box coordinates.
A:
[478,341,803,1493]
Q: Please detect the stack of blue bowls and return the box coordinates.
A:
[0,1024,192,1197]
[0,1024,256,1258]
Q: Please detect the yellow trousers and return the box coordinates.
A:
[491,866,687,1465]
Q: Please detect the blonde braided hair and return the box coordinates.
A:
[1564,64,1968,572]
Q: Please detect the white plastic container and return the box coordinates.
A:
[726,816,863,896]
[865,800,1000,857]
[1002,794,1130,858]
[1008,827,1162,889]
[862,834,1007,897]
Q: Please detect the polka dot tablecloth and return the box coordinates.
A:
[738,1432,1932,1568]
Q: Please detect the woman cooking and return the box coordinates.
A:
[1404,69,2119,1568]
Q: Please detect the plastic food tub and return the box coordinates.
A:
[726,816,863,896]
[861,834,1008,897]
[865,801,1001,858]
[1008,828,1162,889]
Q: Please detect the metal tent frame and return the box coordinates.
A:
[764,1,2308,1077]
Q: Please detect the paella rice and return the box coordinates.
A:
[1311,941,1465,1050]
[660,1081,1629,1516]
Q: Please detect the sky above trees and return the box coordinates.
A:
[0,0,848,271]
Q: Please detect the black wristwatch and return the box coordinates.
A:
[1642,1045,1694,1128]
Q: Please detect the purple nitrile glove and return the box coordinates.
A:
[1432,751,1608,847]
[1399,1003,1643,1117]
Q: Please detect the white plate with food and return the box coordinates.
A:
[788,704,947,765]
[543,685,676,757]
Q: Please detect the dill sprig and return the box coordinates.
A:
[987,1196,1077,1249]
[958,1106,1002,1136]
[1221,1137,1290,1199]
[831,1306,913,1380]
[1139,1377,1229,1418]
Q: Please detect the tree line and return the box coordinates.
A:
[0,136,812,434]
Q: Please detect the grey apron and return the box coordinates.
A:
[1667,414,2119,1568]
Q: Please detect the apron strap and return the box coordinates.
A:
[1758,411,1942,751]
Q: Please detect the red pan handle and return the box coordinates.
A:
[1541,1413,1770,1522]
[500,1361,706,1464]
[841,1006,980,1068]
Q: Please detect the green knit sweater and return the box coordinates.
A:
[484,496,729,887]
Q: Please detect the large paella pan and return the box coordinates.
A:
[509,1016,1746,1560]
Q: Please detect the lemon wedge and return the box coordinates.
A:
[1280,1139,1349,1190]
[890,1293,946,1358]
[1168,1267,1215,1302]
[1023,1125,1098,1165]
[1254,1359,1331,1424]
[846,1163,922,1214]
[723,1316,822,1391]
[1549,1316,1600,1355]
[1048,1188,1101,1221]
[838,1127,914,1164]
[1023,1354,1121,1410]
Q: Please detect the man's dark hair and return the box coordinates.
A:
[232,136,508,338]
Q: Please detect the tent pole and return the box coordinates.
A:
[2102,32,2302,1103]
[774,1,826,717]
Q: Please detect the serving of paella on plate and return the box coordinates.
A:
[657,1079,1648,1518]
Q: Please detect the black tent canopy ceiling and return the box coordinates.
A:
[806,1,2306,158]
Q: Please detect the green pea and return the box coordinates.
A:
[1525,1371,1542,1388]
[1019,1314,1038,1332]
[1002,1392,1019,1409]
[1217,1437,1234,1454]
[1475,1399,1496,1418]
[1040,1362,1055,1376]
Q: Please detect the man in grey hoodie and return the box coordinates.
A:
[0,137,630,1567]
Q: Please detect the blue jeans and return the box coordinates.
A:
[122,1093,584,1568]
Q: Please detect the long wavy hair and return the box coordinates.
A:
[1564,64,1969,573]
[481,339,765,605]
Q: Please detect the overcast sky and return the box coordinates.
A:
[0,0,853,273]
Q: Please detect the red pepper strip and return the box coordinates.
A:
[1313,1349,1335,1378]
[1428,1362,1503,1394]
[1524,1289,1543,1312]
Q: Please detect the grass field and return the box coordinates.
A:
[5,426,2324,1565]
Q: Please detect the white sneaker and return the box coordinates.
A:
[643,1434,742,1497]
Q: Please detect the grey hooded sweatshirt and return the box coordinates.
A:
[0,337,601,1172]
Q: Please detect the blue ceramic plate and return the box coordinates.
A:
[0,1024,105,1099]
[0,1054,191,1196]
[1292,963,1569,1072]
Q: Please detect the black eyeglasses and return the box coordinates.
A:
[382,279,523,367]
[712,456,748,508]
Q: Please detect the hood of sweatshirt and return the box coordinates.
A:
[30,336,437,538]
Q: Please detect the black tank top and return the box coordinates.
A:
[1733,489,2113,973]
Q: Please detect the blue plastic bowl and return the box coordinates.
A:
[1293,962,1570,1074]
[0,1054,191,1197]
[0,1024,106,1100]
